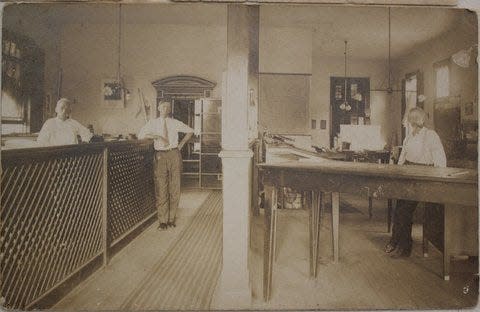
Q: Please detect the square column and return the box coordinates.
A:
[213,4,258,309]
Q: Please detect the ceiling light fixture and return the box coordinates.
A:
[452,44,478,68]
[340,40,352,112]
[371,7,401,93]
[117,3,123,85]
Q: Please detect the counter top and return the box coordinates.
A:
[1,140,154,165]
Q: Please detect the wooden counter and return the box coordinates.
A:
[258,160,478,301]
[1,140,156,309]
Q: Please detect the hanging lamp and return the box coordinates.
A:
[371,7,402,93]
[117,3,123,87]
[340,40,352,111]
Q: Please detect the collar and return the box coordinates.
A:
[55,117,70,122]
[411,126,426,137]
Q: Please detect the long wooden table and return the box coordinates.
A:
[258,160,478,301]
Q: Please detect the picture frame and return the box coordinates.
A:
[461,98,477,122]
[102,78,124,108]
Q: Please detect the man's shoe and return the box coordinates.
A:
[158,223,168,230]
[167,221,176,228]
[390,247,411,259]
[384,243,397,253]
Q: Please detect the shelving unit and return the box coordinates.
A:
[1,29,45,133]
[173,98,222,189]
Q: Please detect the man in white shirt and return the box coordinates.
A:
[138,101,193,230]
[397,118,446,167]
[37,98,93,146]
[385,107,447,258]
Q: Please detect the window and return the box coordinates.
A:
[1,29,44,133]
[434,61,450,99]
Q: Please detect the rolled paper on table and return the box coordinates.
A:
[447,170,470,176]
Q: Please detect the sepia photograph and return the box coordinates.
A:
[0,0,478,310]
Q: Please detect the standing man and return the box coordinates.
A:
[37,98,93,146]
[138,101,193,230]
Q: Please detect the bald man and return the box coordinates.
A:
[138,101,193,230]
[37,98,93,146]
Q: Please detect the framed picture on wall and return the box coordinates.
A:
[102,78,124,108]
[461,98,477,122]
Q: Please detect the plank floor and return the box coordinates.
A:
[54,191,478,310]
[121,191,222,310]
[53,190,212,310]
[247,195,478,310]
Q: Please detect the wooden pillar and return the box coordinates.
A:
[214,4,258,308]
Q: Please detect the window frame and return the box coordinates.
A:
[433,58,451,102]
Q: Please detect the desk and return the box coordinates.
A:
[259,160,477,301]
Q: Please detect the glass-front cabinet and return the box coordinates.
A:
[173,98,222,189]
[1,29,45,135]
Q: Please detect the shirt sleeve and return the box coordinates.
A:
[428,130,447,168]
[138,120,153,139]
[175,119,194,133]
[73,120,93,143]
[36,120,52,146]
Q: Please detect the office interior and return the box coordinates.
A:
[1,2,478,310]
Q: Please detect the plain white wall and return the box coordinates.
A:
[259,26,312,74]
[60,22,227,136]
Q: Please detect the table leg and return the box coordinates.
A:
[368,196,373,219]
[263,186,278,301]
[422,206,429,258]
[387,199,392,233]
[443,205,451,281]
[307,190,313,275]
[331,192,340,263]
[310,191,322,277]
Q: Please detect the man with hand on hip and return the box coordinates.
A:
[138,101,194,230]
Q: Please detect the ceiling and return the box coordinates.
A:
[3,3,227,27]
[3,3,475,61]
[260,5,473,60]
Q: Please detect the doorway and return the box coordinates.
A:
[151,75,221,189]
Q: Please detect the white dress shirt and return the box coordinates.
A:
[37,117,93,147]
[398,127,447,168]
[138,117,193,151]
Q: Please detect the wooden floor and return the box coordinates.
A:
[121,191,222,310]
[53,190,212,310]
[247,195,478,310]
[54,191,478,310]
